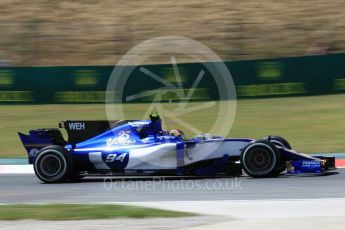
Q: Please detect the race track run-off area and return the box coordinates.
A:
[1,168,345,230]
[0,168,345,203]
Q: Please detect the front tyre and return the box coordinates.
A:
[266,135,291,174]
[34,145,73,183]
[266,135,291,149]
[241,141,280,178]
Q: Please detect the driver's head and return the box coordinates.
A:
[169,129,185,140]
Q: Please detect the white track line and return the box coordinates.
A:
[0,165,33,174]
[113,198,345,219]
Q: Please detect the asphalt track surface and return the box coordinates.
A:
[0,169,344,204]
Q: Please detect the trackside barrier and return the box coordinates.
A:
[0,53,344,104]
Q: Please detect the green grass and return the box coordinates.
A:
[1,94,345,157]
[0,204,195,220]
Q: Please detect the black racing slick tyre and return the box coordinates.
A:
[266,135,291,174]
[241,141,280,178]
[34,145,73,183]
[266,135,292,149]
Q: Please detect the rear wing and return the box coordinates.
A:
[19,120,137,163]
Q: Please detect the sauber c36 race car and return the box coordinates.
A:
[18,113,336,183]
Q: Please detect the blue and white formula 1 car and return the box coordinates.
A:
[19,113,336,183]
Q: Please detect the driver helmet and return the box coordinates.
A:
[169,129,185,140]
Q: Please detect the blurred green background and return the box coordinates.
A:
[3,94,345,157]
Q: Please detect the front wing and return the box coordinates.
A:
[286,156,336,174]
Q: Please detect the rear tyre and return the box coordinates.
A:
[34,145,73,183]
[241,141,280,178]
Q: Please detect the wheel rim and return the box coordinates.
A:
[40,155,62,177]
[243,145,277,176]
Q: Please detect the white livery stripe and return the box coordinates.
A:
[74,144,155,152]
[88,152,110,170]
[126,143,177,169]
